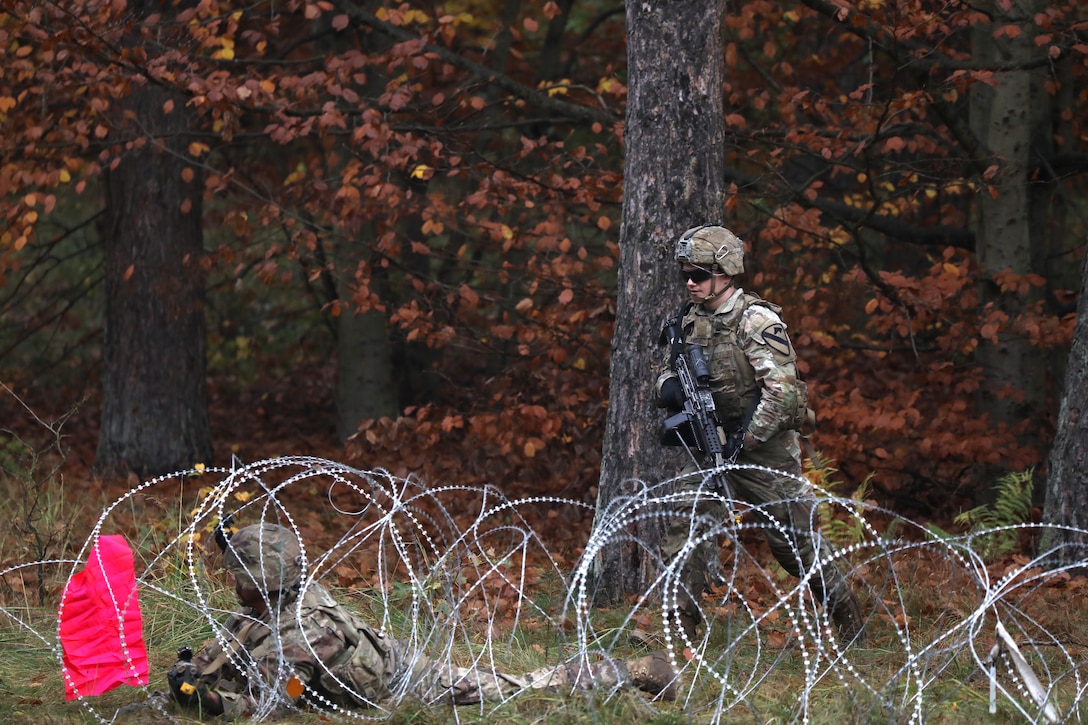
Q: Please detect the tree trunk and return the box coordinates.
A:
[95,84,212,477]
[1041,248,1088,565]
[336,304,399,441]
[970,0,1049,455]
[591,0,727,604]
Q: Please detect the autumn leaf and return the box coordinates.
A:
[458,284,479,307]
[544,82,568,97]
[883,136,906,153]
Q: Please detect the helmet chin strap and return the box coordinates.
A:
[700,271,733,304]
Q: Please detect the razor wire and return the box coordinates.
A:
[0,454,1086,723]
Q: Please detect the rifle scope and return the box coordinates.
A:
[688,345,712,385]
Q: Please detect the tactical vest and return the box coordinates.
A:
[311,593,399,706]
[681,293,789,424]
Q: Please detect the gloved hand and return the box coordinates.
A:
[742,430,759,451]
[167,656,223,715]
[659,377,685,412]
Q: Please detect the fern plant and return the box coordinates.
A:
[954,469,1034,562]
[808,453,874,550]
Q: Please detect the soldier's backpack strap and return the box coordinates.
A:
[199,618,262,680]
[657,301,693,346]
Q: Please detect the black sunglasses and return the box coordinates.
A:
[680,267,714,284]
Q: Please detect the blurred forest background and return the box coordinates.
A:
[1,0,1086,559]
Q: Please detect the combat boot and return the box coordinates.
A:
[829,592,866,646]
[627,651,679,701]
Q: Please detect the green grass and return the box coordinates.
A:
[1,570,1078,724]
[2,467,1086,724]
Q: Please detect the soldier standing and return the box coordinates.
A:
[652,224,864,645]
[166,524,678,719]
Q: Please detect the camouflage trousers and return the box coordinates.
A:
[206,626,629,716]
[420,657,628,705]
[661,429,855,624]
[326,626,629,708]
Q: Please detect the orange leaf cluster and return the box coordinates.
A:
[1,0,1085,528]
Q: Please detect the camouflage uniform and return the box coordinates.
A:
[171,525,676,719]
[186,580,643,718]
[654,225,862,642]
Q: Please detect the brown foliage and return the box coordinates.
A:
[0,0,1085,523]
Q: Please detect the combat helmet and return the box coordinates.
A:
[675,225,744,275]
[223,523,303,592]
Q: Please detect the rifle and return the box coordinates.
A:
[213,512,235,551]
[661,343,728,467]
[659,313,762,465]
[174,647,197,697]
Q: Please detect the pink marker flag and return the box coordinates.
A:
[59,535,149,699]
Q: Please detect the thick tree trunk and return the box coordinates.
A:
[1042,249,1088,564]
[592,0,727,604]
[95,84,212,477]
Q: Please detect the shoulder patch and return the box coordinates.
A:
[756,320,794,357]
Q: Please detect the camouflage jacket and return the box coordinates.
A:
[656,288,808,445]
[191,582,399,718]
